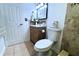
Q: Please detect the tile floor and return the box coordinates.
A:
[4,41,57,56]
[24,41,36,56]
[4,41,35,56]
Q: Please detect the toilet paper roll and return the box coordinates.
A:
[42,30,45,33]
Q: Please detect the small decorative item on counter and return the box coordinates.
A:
[52,21,59,28]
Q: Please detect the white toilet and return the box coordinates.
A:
[34,27,61,55]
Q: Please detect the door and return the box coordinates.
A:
[3,4,29,46]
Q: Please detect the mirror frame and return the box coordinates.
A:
[37,3,48,20]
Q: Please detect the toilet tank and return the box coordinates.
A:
[47,27,61,42]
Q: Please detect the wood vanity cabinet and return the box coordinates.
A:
[30,26,46,44]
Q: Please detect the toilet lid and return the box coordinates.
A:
[35,39,53,49]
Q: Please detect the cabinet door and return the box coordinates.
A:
[30,26,46,44]
[30,27,34,43]
[30,27,39,44]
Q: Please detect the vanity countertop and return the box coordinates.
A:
[30,24,47,28]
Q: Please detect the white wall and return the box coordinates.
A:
[47,3,67,29]
[17,3,35,42]
[47,3,67,53]
[20,3,35,41]
[20,3,35,20]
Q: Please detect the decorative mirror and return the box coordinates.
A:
[33,3,48,20]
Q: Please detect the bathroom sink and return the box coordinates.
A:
[47,27,61,32]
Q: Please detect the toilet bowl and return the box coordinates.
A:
[34,27,61,55]
[34,39,53,52]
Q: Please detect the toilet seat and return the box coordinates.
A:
[34,39,53,52]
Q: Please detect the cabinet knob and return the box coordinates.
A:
[42,30,45,33]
